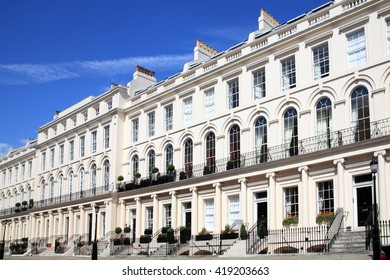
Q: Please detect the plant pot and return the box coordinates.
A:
[157,237,168,243]
[195,235,213,241]
[221,233,239,240]
[123,238,131,245]
[113,239,122,245]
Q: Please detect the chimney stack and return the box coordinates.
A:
[258,9,280,33]
[128,65,157,96]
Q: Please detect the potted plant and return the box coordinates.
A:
[117,175,125,192]
[124,226,131,234]
[157,233,168,243]
[240,224,248,240]
[179,171,186,180]
[282,215,299,227]
[113,227,123,245]
[195,227,212,241]
[134,173,141,185]
[151,167,159,181]
[203,166,211,175]
[144,228,153,235]
[15,202,21,213]
[21,200,28,211]
[226,160,234,170]
[28,199,34,209]
[179,226,187,244]
[139,234,151,243]
[167,227,175,244]
[257,221,267,238]
[315,212,334,225]
[221,224,239,239]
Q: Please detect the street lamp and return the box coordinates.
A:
[91,205,100,260]
[369,157,381,260]
[0,219,9,260]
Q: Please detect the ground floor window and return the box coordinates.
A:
[164,204,172,227]
[204,199,214,231]
[146,206,153,230]
[284,187,298,217]
[228,195,240,225]
[317,181,334,213]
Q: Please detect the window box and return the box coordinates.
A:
[195,234,213,241]
[220,233,239,240]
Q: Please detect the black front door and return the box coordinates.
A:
[356,186,372,227]
[257,201,268,235]
[88,213,93,244]
[132,218,136,242]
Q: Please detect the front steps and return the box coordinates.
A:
[221,240,246,256]
[329,231,369,254]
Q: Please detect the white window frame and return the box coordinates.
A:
[281,56,296,91]
[132,118,139,143]
[204,199,214,231]
[284,186,299,217]
[69,140,75,161]
[253,68,266,100]
[146,206,153,230]
[104,125,110,149]
[80,136,85,158]
[59,144,64,165]
[312,43,330,79]
[204,88,215,117]
[183,97,193,125]
[317,181,334,214]
[347,29,366,68]
[228,78,239,109]
[91,131,97,154]
[165,104,173,131]
[164,204,172,227]
[148,112,155,137]
[228,195,240,225]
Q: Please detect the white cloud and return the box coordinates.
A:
[0,143,11,156]
[0,54,192,85]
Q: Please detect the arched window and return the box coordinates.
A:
[49,177,55,203]
[69,172,74,199]
[205,132,216,173]
[316,97,332,149]
[351,86,370,142]
[148,150,155,175]
[284,108,298,157]
[79,168,85,197]
[184,139,193,177]
[59,176,64,202]
[254,117,268,163]
[20,188,25,203]
[40,180,46,203]
[132,155,139,179]
[91,164,97,195]
[1,194,4,213]
[103,160,110,192]
[27,186,32,202]
[229,125,241,168]
[165,145,173,171]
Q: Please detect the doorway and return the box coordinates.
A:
[355,186,372,227]
[88,213,92,244]
[255,192,268,233]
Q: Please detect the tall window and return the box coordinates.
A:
[146,206,153,230]
[204,199,214,231]
[148,150,155,175]
[21,164,25,181]
[91,131,97,153]
[103,160,110,191]
[205,132,216,172]
[317,181,334,214]
[281,56,296,90]
[184,139,193,177]
[28,161,32,178]
[284,187,298,217]
[91,164,97,194]
[49,177,54,203]
[284,108,298,157]
[229,125,241,168]
[387,19,390,54]
[59,175,64,202]
[254,117,268,163]
[316,98,332,149]
[132,155,139,178]
[132,118,139,143]
[40,180,46,202]
[79,168,85,195]
[69,140,75,160]
[183,98,193,125]
[351,86,370,142]
[347,29,366,68]
[253,68,266,99]
[41,152,46,171]
[165,145,173,171]
[313,43,329,79]
[59,144,64,165]
[69,172,74,197]
[204,88,215,117]
[148,112,155,137]
[15,167,18,183]
[104,125,110,149]
[164,204,172,227]
[50,148,55,168]
[228,195,239,225]
[80,136,85,158]
[165,104,173,131]
[228,79,239,109]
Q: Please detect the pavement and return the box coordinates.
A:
[3,252,373,260]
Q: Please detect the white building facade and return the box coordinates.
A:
[1,0,390,255]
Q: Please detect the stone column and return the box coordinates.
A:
[119,199,126,228]
[17,218,22,240]
[103,201,110,237]
[239,178,247,225]
[79,206,85,236]
[48,211,54,246]
[190,187,198,235]
[10,219,16,241]
[58,210,63,237]
[67,208,74,239]
[135,197,141,238]
[169,191,177,229]
[333,159,345,209]
[266,173,276,229]
[152,194,159,233]
[298,166,309,227]
[29,214,34,239]
[213,183,221,232]
[374,150,387,220]
[39,213,44,239]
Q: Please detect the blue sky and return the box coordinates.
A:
[0,0,329,155]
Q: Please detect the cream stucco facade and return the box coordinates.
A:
[1,0,390,256]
